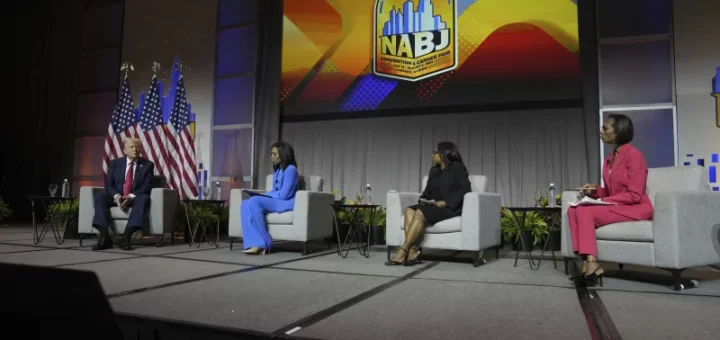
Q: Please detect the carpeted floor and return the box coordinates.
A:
[297,279,590,340]
[1,224,719,339]
[111,268,393,333]
[599,290,720,340]
[62,256,248,295]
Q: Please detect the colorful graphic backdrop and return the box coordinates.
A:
[281,0,580,116]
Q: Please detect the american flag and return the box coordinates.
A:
[103,76,137,177]
[165,75,199,199]
[138,75,170,179]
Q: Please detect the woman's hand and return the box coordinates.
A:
[580,183,597,195]
[435,200,447,208]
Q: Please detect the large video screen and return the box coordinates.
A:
[281,0,580,117]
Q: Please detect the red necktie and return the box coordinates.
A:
[123,162,134,196]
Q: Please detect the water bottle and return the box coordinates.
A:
[365,184,373,205]
[215,181,221,200]
[548,183,556,208]
[61,179,70,198]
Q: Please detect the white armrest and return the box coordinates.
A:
[228,188,245,237]
[149,188,178,235]
[386,192,421,246]
[560,190,579,258]
[653,191,720,269]
[460,192,502,251]
[291,191,335,241]
[78,186,105,234]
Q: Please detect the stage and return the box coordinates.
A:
[2,225,719,340]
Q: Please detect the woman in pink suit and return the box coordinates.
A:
[569,113,653,286]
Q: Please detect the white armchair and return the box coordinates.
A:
[561,166,720,290]
[77,176,178,247]
[386,175,502,266]
[227,175,335,254]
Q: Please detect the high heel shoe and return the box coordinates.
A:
[568,263,587,281]
[242,247,267,255]
[385,247,409,266]
[572,261,604,287]
[568,268,588,281]
[403,246,422,266]
[580,268,604,287]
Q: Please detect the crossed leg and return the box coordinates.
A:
[390,209,426,263]
[403,208,421,260]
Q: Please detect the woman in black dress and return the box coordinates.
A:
[385,141,472,266]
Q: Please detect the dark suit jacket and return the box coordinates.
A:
[591,143,653,220]
[419,162,472,212]
[105,157,155,198]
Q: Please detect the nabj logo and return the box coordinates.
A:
[373,0,458,81]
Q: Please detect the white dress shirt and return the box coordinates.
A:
[114,158,137,200]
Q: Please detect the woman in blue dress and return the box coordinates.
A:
[241,141,299,255]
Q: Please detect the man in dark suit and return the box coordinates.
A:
[92,137,155,250]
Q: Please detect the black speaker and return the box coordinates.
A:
[0,262,123,339]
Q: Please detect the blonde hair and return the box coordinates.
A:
[124,137,141,147]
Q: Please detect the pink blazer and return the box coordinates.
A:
[592,144,653,221]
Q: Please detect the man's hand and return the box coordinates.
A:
[120,196,133,211]
[435,200,447,208]
[114,195,124,208]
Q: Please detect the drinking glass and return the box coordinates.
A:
[48,184,58,197]
[533,190,542,207]
[356,191,365,205]
[203,186,211,200]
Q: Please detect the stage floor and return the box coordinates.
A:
[2,225,720,340]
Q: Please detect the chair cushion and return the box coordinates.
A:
[266,211,293,224]
[110,207,132,220]
[426,216,462,234]
[596,221,653,242]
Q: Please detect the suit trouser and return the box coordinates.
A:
[240,196,292,249]
[567,205,636,257]
[92,192,150,234]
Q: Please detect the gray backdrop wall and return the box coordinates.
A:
[281,108,588,207]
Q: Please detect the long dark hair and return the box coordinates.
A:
[437,141,464,167]
[272,141,298,171]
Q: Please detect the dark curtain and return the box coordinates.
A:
[578,0,601,181]
[2,1,85,221]
[252,0,284,189]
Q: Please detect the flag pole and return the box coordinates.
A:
[120,61,135,139]
[176,61,194,139]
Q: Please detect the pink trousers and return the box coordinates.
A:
[567,206,633,257]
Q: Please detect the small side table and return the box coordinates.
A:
[29,196,78,245]
[331,204,378,258]
[182,199,226,248]
[505,207,561,271]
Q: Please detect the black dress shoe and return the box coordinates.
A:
[92,233,113,250]
[120,228,137,251]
